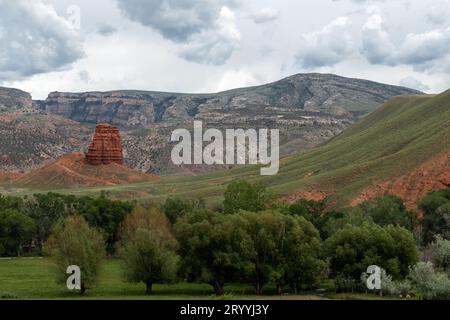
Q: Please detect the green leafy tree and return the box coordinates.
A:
[223,180,268,214]
[174,209,248,295]
[325,222,418,281]
[288,198,343,238]
[239,210,324,295]
[0,209,35,257]
[419,188,450,244]
[360,195,414,230]
[279,215,325,293]
[163,197,204,224]
[25,193,74,249]
[118,206,178,294]
[76,195,134,253]
[43,215,106,295]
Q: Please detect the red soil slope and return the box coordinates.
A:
[352,151,450,208]
[10,153,158,189]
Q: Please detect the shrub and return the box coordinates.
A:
[223,180,268,214]
[408,262,450,300]
[430,235,450,271]
[163,197,204,224]
[419,188,450,244]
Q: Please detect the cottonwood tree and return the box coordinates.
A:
[43,215,105,295]
[0,209,35,257]
[239,210,325,295]
[118,206,178,294]
[174,209,249,295]
[325,222,419,281]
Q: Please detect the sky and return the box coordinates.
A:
[1,0,450,99]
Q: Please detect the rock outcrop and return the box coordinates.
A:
[0,87,32,110]
[85,124,123,165]
[34,73,421,129]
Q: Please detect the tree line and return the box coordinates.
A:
[1,182,449,298]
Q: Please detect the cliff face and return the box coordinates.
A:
[0,73,422,174]
[34,74,420,129]
[0,87,32,111]
[86,124,124,165]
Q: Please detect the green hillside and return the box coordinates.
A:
[3,91,449,207]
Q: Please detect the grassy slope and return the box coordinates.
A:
[3,92,449,207]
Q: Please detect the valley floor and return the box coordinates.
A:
[0,258,387,300]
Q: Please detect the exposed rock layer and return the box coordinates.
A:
[86,124,123,165]
[34,74,420,129]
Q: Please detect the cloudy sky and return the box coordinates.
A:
[1,0,450,99]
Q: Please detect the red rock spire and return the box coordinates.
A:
[85,124,123,165]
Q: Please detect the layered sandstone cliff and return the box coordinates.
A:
[85,124,123,165]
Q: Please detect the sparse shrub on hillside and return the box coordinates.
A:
[223,180,269,214]
[325,222,418,281]
[43,215,106,295]
[419,188,450,245]
[118,206,179,294]
[0,209,35,257]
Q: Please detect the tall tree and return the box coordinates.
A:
[174,209,248,295]
[0,209,35,257]
[43,215,106,295]
[118,206,178,294]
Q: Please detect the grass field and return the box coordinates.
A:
[2,91,448,208]
[0,258,341,300]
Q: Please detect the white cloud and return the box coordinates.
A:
[399,76,430,91]
[360,11,396,64]
[0,0,84,81]
[250,8,280,24]
[213,69,259,92]
[116,0,237,42]
[427,2,449,25]
[178,6,241,65]
[360,8,450,72]
[296,17,355,68]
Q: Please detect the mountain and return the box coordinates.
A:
[3,90,448,208]
[148,90,448,208]
[35,73,419,128]
[0,74,420,174]
[0,87,32,111]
